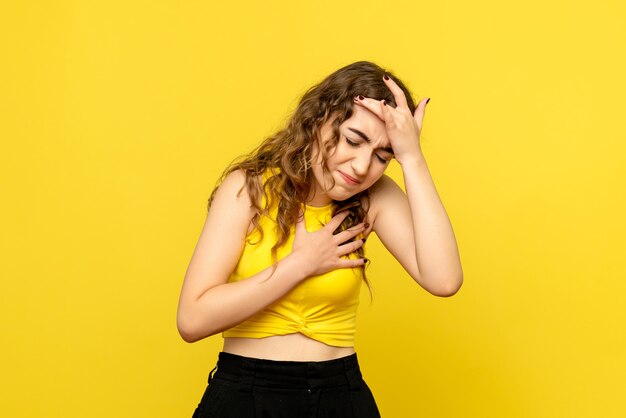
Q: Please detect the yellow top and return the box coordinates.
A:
[222,170,365,347]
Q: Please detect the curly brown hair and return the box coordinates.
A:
[207,61,417,298]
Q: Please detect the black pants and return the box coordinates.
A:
[192,351,381,418]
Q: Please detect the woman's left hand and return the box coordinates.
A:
[353,75,430,166]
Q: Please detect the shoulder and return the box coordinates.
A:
[367,174,405,213]
[211,169,258,219]
[369,173,401,196]
[363,174,408,232]
[215,169,248,199]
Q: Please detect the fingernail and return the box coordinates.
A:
[362,238,367,244]
[382,100,386,106]
[364,223,370,229]
[358,95,364,100]
[363,257,370,264]
[426,98,431,104]
[383,74,389,80]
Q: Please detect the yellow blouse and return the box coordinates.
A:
[222,170,365,347]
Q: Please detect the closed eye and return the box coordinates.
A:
[376,154,391,164]
[345,137,359,147]
[346,137,391,164]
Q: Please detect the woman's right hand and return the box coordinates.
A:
[291,209,367,278]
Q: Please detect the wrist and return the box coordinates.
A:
[397,151,426,168]
[283,251,312,282]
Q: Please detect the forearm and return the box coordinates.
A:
[178,253,308,342]
[401,153,463,295]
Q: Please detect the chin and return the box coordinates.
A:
[329,189,363,202]
[322,174,368,201]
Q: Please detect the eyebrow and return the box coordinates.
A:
[347,127,394,154]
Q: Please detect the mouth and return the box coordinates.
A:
[337,170,361,186]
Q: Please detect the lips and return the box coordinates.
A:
[338,170,361,186]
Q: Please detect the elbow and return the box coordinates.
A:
[177,317,200,343]
[177,297,225,343]
[178,326,200,343]
[429,274,463,298]
[437,284,461,297]
[177,311,212,343]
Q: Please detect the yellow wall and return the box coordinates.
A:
[2,1,625,417]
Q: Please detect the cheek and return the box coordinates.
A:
[312,165,325,184]
[373,164,388,178]
[324,148,341,166]
[364,167,387,187]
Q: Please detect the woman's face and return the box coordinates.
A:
[309,105,394,206]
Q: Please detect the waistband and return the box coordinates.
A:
[210,351,363,392]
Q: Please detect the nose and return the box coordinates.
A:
[350,149,371,177]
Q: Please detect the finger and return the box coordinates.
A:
[336,257,368,269]
[413,97,430,131]
[382,74,408,109]
[333,225,365,244]
[353,96,384,120]
[326,210,351,232]
[337,238,365,255]
[380,98,395,126]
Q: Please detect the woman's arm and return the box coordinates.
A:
[176,169,366,342]
[371,164,463,297]
[355,77,463,297]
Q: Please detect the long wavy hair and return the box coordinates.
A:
[207,61,417,298]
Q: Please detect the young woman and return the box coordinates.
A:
[177,61,463,417]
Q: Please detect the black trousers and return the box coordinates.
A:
[192,351,381,418]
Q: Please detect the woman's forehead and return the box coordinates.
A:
[344,105,383,126]
[341,106,388,141]
[319,106,387,144]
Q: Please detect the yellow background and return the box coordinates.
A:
[2,1,625,417]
